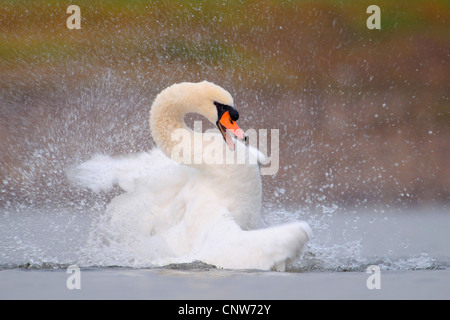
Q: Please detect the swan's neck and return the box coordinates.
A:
[150,97,190,160]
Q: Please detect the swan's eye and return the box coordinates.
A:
[229,109,239,121]
[214,101,239,122]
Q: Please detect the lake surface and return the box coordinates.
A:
[1,267,449,300]
[1,206,448,299]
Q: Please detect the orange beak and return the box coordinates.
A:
[217,111,246,150]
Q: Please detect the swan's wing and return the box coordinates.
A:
[195,211,312,271]
[66,149,173,192]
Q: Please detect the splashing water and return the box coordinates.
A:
[1,200,448,271]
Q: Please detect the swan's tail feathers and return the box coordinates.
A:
[66,152,155,193]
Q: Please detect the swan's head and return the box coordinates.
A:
[185,81,247,150]
[151,81,247,151]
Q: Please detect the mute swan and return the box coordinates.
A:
[68,81,312,271]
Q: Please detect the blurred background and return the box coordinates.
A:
[0,0,449,212]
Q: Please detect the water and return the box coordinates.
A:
[1,268,449,300]
[0,205,449,299]
[1,206,448,272]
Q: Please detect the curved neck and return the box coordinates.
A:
[149,81,233,164]
[150,94,192,160]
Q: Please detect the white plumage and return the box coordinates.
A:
[67,81,312,271]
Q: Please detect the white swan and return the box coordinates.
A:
[67,81,312,271]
